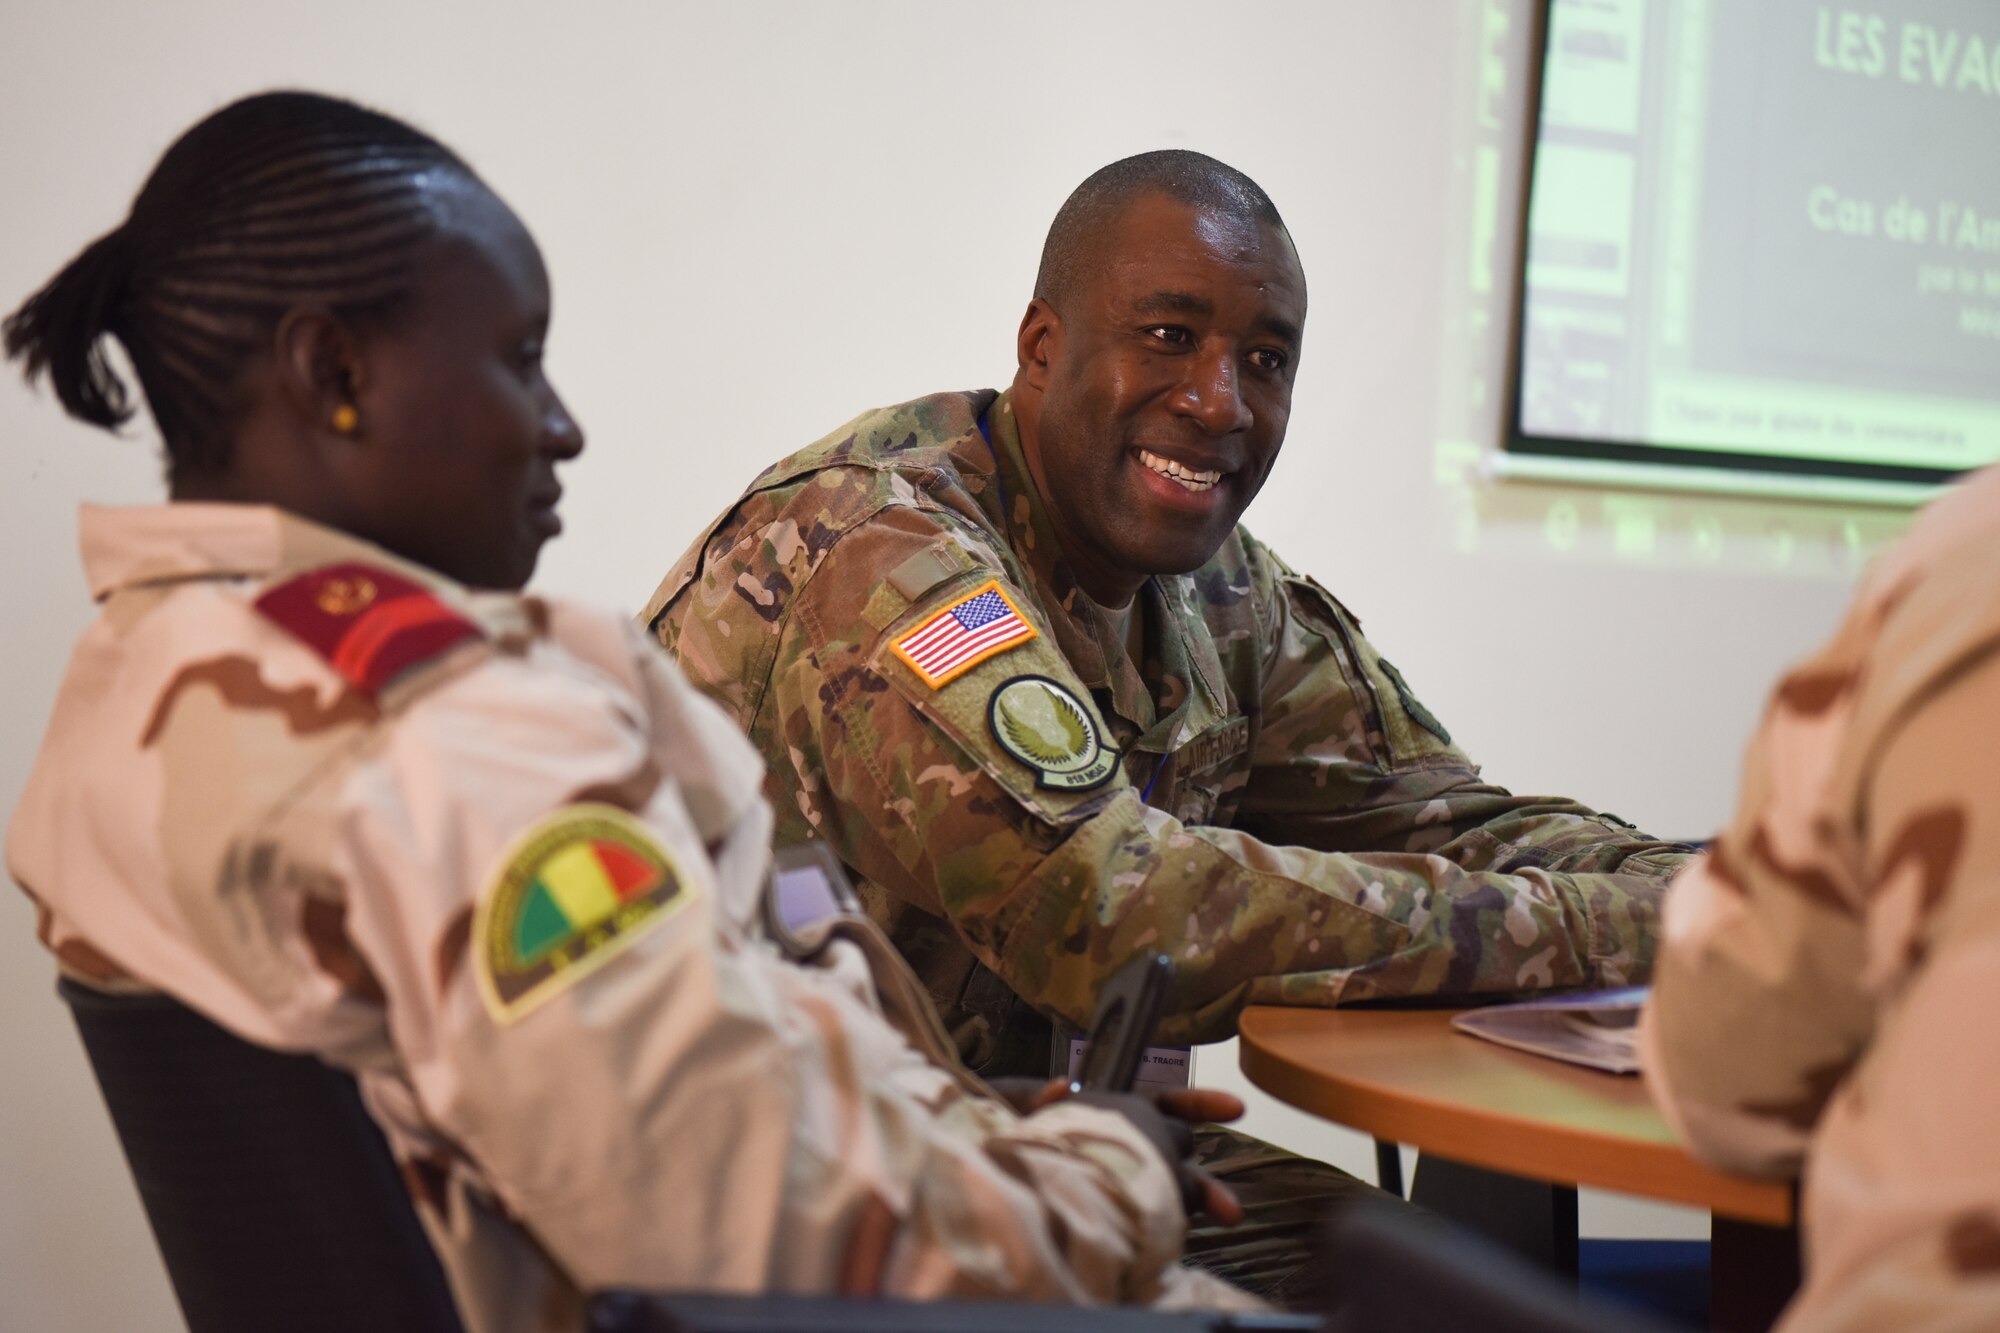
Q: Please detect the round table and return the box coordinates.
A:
[1237,1005,1792,1226]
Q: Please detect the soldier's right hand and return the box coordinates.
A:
[1066,1089,1245,1225]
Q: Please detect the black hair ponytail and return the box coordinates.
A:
[3,90,471,477]
[4,224,138,431]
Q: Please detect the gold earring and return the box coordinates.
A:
[331,404,359,435]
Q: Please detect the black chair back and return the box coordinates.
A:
[60,974,1329,1333]
[59,976,466,1333]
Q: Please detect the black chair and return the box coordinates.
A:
[590,1293,1320,1332]
[60,976,467,1333]
[60,978,1316,1333]
[1321,1204,1684,1333]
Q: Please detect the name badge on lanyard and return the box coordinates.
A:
[1053,1033,1194,1093]
[764,843,862,958]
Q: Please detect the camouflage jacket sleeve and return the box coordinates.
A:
[1229,555,1686,1003]
[328,610,1208,1307]
[1641,474,2000,1330]
[1639,542,1949,1179]
[708,500,1678,1046]
[1637,722,1870,1181]
[35,590,1203,1311]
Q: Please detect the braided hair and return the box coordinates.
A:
[4,90,473,478]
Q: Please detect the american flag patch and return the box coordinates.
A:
[889,580,1038,689]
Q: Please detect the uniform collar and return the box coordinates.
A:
[80,503,452,603]
[976,394,1229,749]
[978,393,1117,691]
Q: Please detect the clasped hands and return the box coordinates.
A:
[988,1078,1247,1225]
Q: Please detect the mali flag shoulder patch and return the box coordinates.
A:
[474,803,693,1024]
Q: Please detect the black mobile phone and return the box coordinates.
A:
[1071,952,1174,1094]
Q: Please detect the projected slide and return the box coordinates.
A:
[1516,0,2000,487]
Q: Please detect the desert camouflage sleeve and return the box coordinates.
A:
[1642,477,2000,1329]
[1775,653,2000,1325]
[1638,589,1883,1179]
[1642,555,2000,1178]
[742,511,1676,1045]
[311,611,1202,1305]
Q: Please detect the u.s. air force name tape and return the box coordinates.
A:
[987,675,1118,791]
[474,803,693,1023]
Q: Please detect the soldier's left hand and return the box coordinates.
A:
[1012,1080,1247,1224]
[986,1076,1065,1115]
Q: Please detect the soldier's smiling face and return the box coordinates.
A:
[1014,193,1305,606]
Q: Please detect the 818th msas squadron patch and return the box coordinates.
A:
[988,675,1119,791]
[474,803,694,1024]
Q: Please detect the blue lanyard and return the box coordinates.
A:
[977,406,1012,530]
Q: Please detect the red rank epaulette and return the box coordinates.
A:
[253,562,484,701]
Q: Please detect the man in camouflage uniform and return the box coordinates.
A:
[1644,465,2000,1331]
[646,151,1686,1300]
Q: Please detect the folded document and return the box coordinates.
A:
[1449,986,1647,1075]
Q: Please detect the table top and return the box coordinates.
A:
[1237,1005,1793,1227]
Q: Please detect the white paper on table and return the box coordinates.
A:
[1448,986,1649,1075]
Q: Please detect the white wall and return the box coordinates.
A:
[1,2,1874,1325]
